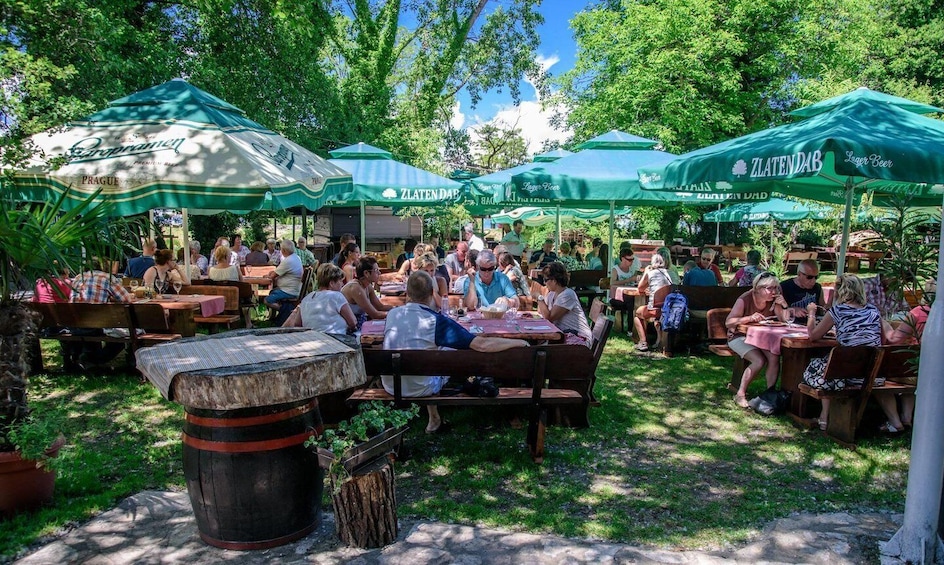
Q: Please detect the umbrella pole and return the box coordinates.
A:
[715,204,721,245]
[181,209,192,284]
[556,204,562,250]
[836,183,854,276]
[883,199,944,563]
[360,201,367,250]
[607,200,615,272]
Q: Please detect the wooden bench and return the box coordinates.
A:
[180,285,242,332]
[349,345,597,463]
[784,251,817,274]
[30,302,182,370]
[795,345,919,447]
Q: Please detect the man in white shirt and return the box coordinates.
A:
[464,224,485,251]
[500,219,526,262]
[384,270,528,433]
[266,239,304,325]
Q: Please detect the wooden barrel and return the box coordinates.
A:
[182,397,324,550]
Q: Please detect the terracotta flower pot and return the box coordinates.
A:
[0,435,65,519]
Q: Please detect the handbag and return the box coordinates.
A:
[750,387,791,416]
[461,376,500,397]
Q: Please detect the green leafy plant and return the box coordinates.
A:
[307,401,419,457]
[5,408,65,471]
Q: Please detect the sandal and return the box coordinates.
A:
[879,421,904,433]
[817,419,827,431]
[635,342,649,352]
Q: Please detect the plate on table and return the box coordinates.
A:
[518,312,543,319]
[758,320,786,327]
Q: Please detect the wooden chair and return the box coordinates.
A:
[586,315,613,408]
[784,251,816,274]
[528,279,547,310]
[705,308,746,391]
[796,345,881,446]
[589,297,607,327]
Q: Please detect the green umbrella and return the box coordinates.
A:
[465,151,575,214]
[327,142,464,243]
[638,89,944,273]
[703,197,830,222]
[11,79,353,215]
[490,206,632,227]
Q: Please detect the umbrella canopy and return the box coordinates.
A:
[327,142,463,206]
[490,206,632,227]
[532,148,575,162]
[509,130,770,207]
[466,151,574,212]
[12,79,353,215]
[703,197,830,223]
[789,87,944,118]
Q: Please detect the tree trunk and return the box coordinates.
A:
[330,455,397,548]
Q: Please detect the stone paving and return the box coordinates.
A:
[13,490,901,564]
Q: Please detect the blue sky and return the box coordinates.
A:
[453,2,591,154]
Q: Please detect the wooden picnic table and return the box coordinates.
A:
[736,322,837,416]
[608,285,645,332]
[360,312,563,347]
[137,294,225,337]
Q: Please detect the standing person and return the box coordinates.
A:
[284,263,357,335]
[342,256,393,329]
[208,245,242,282]
[384,270,529,433]
[610,247,641,288]
[244,242,271,266]
[231,235,250,265]
[266,239,303,325]
[537,262,592,346]
[802,274,899,430]
[501,220,526,263]
[67,258,134,370]
[142,249,185,292]
[339,242,361,283]
[332,233,356,265]
[697,247,723,285]
[463,224,485,251]
[295,237,318,268]
[729,249,763,287]
[530,239,558,269]
[632,254,674,352]
[444,242,469,278]
[264,238,282,266]
[780,258,825,321]
[463,249,520,311]
[725,272,789,407]
[125,238,157,278]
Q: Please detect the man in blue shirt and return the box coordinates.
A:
[682,260,718,286]
[463,249,520,311]
[125,238,157,278]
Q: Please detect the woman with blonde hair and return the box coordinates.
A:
[208,245,242,282]
[413,253,449,309]
[285,263,357,333]
[632,253,673,352]
[803,274,899,431]
[725,272,789,407]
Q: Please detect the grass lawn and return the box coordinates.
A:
[0,331,910,560]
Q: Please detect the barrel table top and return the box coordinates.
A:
[135,328,367,410]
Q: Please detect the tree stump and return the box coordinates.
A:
[330,455,398,548]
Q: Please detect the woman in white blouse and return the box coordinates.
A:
[285,263,357,333]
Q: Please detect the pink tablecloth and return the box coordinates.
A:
[744,324,807,355]
[362,313,561,340]
[149,295,225,317]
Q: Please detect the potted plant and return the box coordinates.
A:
[0,187,135,517]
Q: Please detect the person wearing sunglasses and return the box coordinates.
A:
[463,249,520,311]
[725,272,790,408]
[781,259,825,320]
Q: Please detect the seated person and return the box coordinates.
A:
[529,239,558,269]
[682,261,717,286]
[175,248,202,282]
[696,248,723,285]
[632,254,673,352]
[536,262,592,347]
[395,238,417,270]
[284,263,357,334]
[444,242,469,278]
[33,265,71,304]
[725,272,788,408]
[463,250,520,311]
[208,245,242,282]
[342,257,393,329]
[383,271,529,433]
[451,248,478,294]
[498,251,529,298]
[413,253,449,310]
[729,249,763,287]
[244,241,271,266]
[67,258,134,369]
[610,247,641,288]
[265,240,303,325]
[557,242,584,272]
[142,249,185,292]
[780,258,824,320]
[873,298,927,431]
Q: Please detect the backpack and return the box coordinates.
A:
[660,290,689,332]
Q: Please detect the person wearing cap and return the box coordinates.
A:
[463,224,485,251]
[295,237,318,267]
[264,238,281,266]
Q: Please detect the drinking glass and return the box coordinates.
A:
[784,309,795,325]
[129,279,139,292]
[173,281,183,295]
[448,305,459,319]
[156,279,166,296]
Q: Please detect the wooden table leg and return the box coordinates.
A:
[781,344,832,417]
[167,309,196,337]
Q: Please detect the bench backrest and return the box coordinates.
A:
[589,298,606,325]
[31,302,131,330]
[821,346,880,383]
[569,269,605,288]
[877,345,920,382]
[706,308,732,341]
[243,265,275,278]
[589,316,613,376]
[129,303,174,332]
[676,285,744,311]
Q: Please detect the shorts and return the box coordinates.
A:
[727,336,758,358]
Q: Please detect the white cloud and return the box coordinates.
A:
[449,100,465,130]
